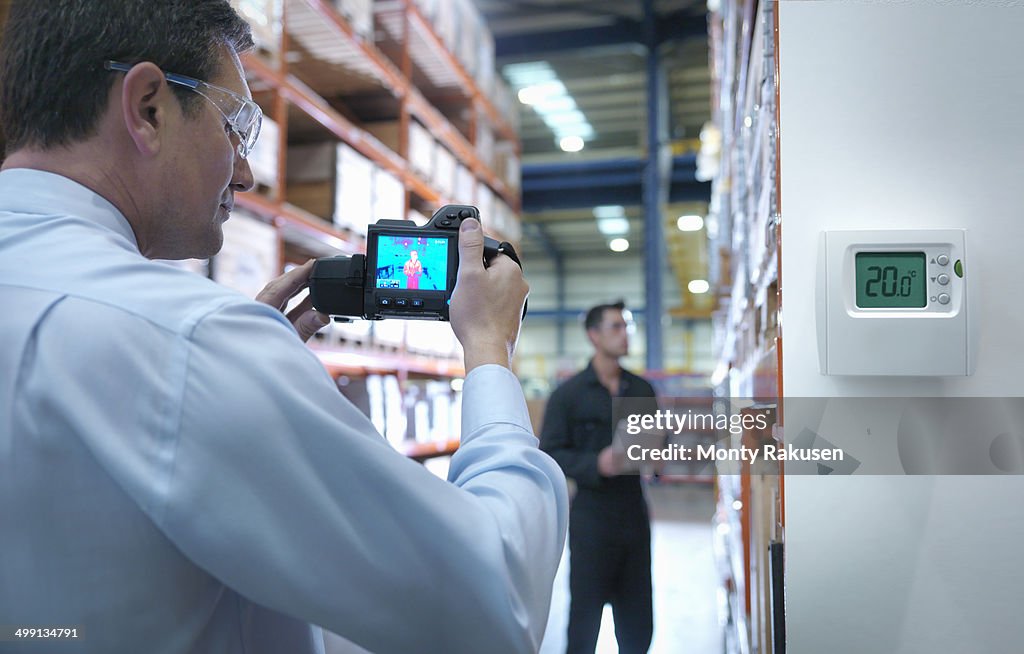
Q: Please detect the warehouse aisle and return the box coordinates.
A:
[541,483,722,654]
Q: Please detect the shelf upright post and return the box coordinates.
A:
[642,0,667,373]
[274,0,291,273]
[399,0,412,218]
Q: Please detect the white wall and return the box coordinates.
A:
[780,2,1024,652]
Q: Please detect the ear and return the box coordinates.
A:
[118,62,171,157]
[586,327,599,348]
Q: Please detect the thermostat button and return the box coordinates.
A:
[936,254,949,266]
[937,293,950,305]
[937,274,950,285]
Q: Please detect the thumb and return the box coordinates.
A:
[457,217,484,275]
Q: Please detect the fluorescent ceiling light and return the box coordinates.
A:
[559,135,585,152]
[554,124,594,140]
[609,238,630,252]
[517,80,566,106]
[503,61,556,86]
[543,109,587,126]
[677,215,704,232]
[593,205,625,219]
[597,217,630,236]
[688,279,710,294]
[533,96,576,113]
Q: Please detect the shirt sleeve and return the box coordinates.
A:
[538,384,603,488]
[54,299,569,654]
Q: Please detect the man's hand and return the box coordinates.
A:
[449,218,529,372]
[597,445,624,477]
[255,259,331,342]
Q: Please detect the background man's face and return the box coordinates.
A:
[588,308,630,359]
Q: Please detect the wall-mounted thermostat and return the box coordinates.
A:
[816,229,974,376]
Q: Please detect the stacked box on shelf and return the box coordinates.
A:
[372,167,405,221]
[248,116,279,192]
[212,209,280,299]
[372,320,406,350]
[475,183,495,228]
[285,142,374,234]
[494,141,520,191]
[492,77,520,133]
[433,0,457,55]
[231,0,282,57]
[331,0,373,40]
[408,209,430,226]
[476,22,496,97]
[363,120,401,155]
[434,146,457,198]
[285,142,338,220]
[454,165,475,204]
[408,120,436,180]
[453,0,480,78]
[476,124,495,171]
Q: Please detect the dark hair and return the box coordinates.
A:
[0,0,253,153]
[584,301,626,331]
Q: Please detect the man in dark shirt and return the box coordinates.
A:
[540,301,657,654]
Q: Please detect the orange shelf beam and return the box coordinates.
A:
[404,1,518,144]
[313,346,465,378]
[399,439,461,462]
[235,192,359,253]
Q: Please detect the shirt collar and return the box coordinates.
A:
[582,359,632,391]
[0,168,139,250]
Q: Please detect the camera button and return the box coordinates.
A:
[440,219,452,227]
[378,297,393,307]
[395,298,409,308]
[411,299,424,308]
[459,208,474,218]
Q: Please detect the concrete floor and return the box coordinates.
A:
[540,482,723,654]
[324,478,723,654]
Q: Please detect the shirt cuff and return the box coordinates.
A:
[461,364,533,442]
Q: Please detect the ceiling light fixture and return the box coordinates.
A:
[677,215,705,232]
[688,279,710,294]
[559,135,585,152]
[609,238,630,252]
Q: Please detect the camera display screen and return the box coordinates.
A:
[374,234,450,292]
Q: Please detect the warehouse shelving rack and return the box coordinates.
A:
[231,0,526,460]
[708,0,785,652]
[236,0,520,255]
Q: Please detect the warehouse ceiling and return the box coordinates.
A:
[476,0,713,311]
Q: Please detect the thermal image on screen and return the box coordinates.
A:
[375,235,450,291]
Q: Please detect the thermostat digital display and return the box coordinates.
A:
[855,252,926,308]
[817,229,974,376]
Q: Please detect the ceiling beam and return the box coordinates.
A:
[495,9,706,59]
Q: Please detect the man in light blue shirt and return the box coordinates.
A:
[0,2,568,653]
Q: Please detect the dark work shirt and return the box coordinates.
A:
[539,360,657,506]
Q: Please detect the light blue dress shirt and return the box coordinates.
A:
[0,169,568,654]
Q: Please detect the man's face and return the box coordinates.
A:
[159,49,255,259]
[588,308,630,359]
[410,251,418,261]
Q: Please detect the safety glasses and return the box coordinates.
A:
[104,60,262,159]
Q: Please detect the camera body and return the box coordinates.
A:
[309,204,510,321]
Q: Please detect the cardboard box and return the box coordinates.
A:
[454,165,475,204]
[247,116,279,191]
[408,120,436,178]
[372,167,405,221]
[363,120,401,154]
[433,146,456,197]
[213,210,280,298]
[286,180,334,220]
